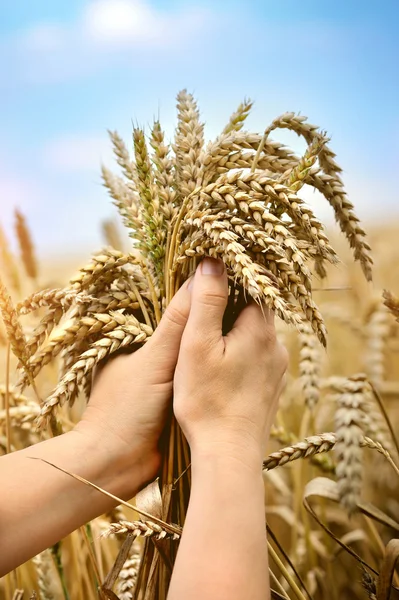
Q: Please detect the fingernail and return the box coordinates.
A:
[201,257,224,276]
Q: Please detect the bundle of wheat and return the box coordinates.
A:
[3,91,399,600]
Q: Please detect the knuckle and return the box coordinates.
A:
[163,304,187,329]
[197,290,227,309]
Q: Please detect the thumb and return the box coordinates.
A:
[185,257,228,340]
[142,277,192,367]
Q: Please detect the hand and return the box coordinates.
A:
[74,278,192,494]
[173,258,288,468]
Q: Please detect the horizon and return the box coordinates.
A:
[0,0,398,258]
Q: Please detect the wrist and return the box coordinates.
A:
[72,422,159,499]
[190,435,264,476]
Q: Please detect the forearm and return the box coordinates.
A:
[0,429,148,575]
[168,446,270,600]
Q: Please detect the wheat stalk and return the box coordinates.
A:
[298,322,322,409]
[383,289,399,323]
[102,219,125,252]
[0,276,29,367]
[36,319,152,427]
[14,209,38,281]
[115,542,141,600]
[262,432,393,472]
[104,520,181,541]
[4,90,377,600]
[329,374,371,512]
[0,223,21,293]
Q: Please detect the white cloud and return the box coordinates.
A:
[42,134,114,172]
[8,0,211,83]
[20,23,66,52]
[83,0,156,44]
[82,0,207,48]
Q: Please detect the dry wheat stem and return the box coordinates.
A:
[1,91,376,600]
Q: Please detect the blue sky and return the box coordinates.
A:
[0,0,398,258]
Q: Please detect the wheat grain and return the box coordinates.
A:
[101,165,143,244]
[32,549,56,600]
[108,130,137,183]
[14,209,38,281]
[383,289,399,323]
[24,307,64,359]
[281,135,327,193]
[330,374,370,512]
[0,404,40,428]
[37,319,153,427]
[133,127,166,277]
[102,219,125,252]
[104,520,181,541]
[0,275,29,366]
[0,224,21,293]
[263,432,390,472]
[263,433,337,470]
[69,248,134,291]
[0,385,32,406]
[22,311,136,384]
[221,98,253,135]
[256,112,373,280]
[174,89,204,199]
[115,542,141,600]
[298,322,322,408]
[364,298,390,386]
[17,289,94,315]
[150,120,176,221]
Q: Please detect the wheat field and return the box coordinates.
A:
[0,91,398,600]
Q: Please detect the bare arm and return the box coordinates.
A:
[170,450,269,600]
[0,429,151,575]
[0,280,192,576]
[169,258,288,600]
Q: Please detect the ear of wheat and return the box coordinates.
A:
[1,90,376,599]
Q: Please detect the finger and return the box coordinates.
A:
[142,277,193,365]
[185,258,228,341]
[227,302,276,348]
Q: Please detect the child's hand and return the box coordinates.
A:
[74,278,192,492]
[173,258,288,468]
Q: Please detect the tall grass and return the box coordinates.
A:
[0,93,398,600]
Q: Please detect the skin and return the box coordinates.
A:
[0,258,288,600]
[169,258,288,600]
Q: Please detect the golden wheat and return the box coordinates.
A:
[4,91,396,600]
